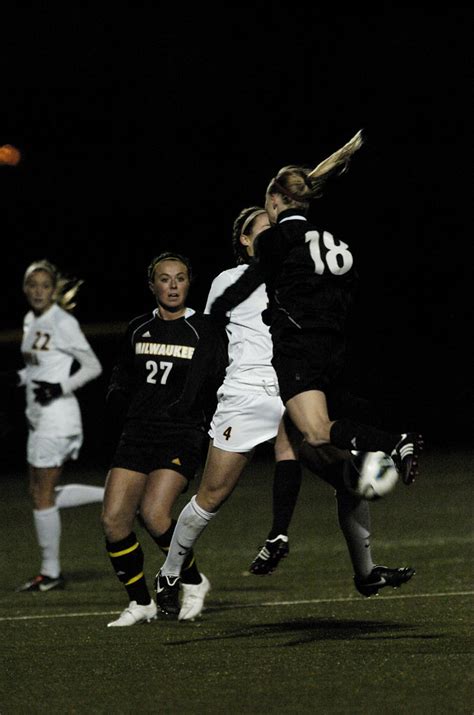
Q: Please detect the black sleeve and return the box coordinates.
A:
[104,322,135,453]
[208,261,265,324]
[106,322,135,400]
[168,317,228,421]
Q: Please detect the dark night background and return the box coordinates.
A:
[1,8,471,467]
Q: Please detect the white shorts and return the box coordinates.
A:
[209,387,285,452]
[27,433,83,468]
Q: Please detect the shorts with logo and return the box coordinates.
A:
[27,432,83,468]
[209,383,285,452]
[111,423,206,480]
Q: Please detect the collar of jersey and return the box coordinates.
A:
[278,211,308,224]
[153,307,196,320]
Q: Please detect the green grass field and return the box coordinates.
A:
[1,447,473,714]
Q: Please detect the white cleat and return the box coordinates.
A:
[178,574,211,621]
[107,600,157,627]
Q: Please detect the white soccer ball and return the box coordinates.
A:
[343,451,399,501]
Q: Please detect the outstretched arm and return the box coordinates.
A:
[208,262,265,324]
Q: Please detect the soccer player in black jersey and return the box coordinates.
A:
[102,253,227,626]
[209,130,423,486]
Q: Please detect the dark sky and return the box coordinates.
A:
[1,7,472,448]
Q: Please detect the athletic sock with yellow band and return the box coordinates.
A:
[106,532,151,605]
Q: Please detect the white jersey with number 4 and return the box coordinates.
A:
[205,264,279,392]
[18,303,102,436]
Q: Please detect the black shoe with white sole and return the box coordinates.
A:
[354,566,415,597]
[155,571,180,617]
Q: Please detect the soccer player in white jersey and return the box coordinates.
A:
[154,208,302,618]
[155,207,416,615]
[15,260,103,592]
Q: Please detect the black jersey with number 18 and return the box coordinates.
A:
[255,209,359,335]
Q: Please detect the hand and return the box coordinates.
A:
[33,380,63,405]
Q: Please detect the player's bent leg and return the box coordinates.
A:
[285,391,333,447]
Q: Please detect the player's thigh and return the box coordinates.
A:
[285,390,332,443]
[199,443,250,499]
[142,469,188,520]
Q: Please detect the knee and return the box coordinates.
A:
[139,503,171,535]
[101,508,128,543]
[299,417,333,447]
[197,485,225,513]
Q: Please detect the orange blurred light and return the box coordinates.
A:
[0,144,21,166]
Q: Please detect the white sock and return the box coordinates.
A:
[336,489,374,579]
[33,506,61,578]
[161,495,215,578]
[55,484,104,508]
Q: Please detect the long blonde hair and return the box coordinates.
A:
[23,259,83,311]
[268,129,364,207]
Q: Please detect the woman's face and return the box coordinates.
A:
[23,269,55,315]
[149,259,190,312]
[264,191,278,224]
[243,211,271,256]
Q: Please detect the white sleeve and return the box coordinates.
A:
[17,368,27,386]
[57,317,102,394]
[204,272,234,314]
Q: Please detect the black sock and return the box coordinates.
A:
[268,460,302,539]
[106,532,150,605]
[330,419,399,454]
[151,520,201,585]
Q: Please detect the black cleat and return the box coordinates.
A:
[391,433,424,484]
[16,573,66,592]
[249,534,289,575]
[354,566,416,597]
[155,570,180,617]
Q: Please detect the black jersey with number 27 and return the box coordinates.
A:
[108,308,227,437]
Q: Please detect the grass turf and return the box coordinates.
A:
[1,447,473,713]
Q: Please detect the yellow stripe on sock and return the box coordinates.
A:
[108,542,139,557]
[126,571,144,586]
[183,555,195,570]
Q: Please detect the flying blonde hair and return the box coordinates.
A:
[268,129,364,205]
[23,259,84,311]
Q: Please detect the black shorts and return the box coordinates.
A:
[272,328,346,404]
[110,424,206,481]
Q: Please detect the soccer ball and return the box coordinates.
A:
[343,451,399,501]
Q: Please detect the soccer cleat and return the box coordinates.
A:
[391,433,424,485]
[354,566,416,597]
[179,574,211,621]
[155,571,180,617]
[249,534,289,575]
[107,600,157,627]
[16,573,66,592]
